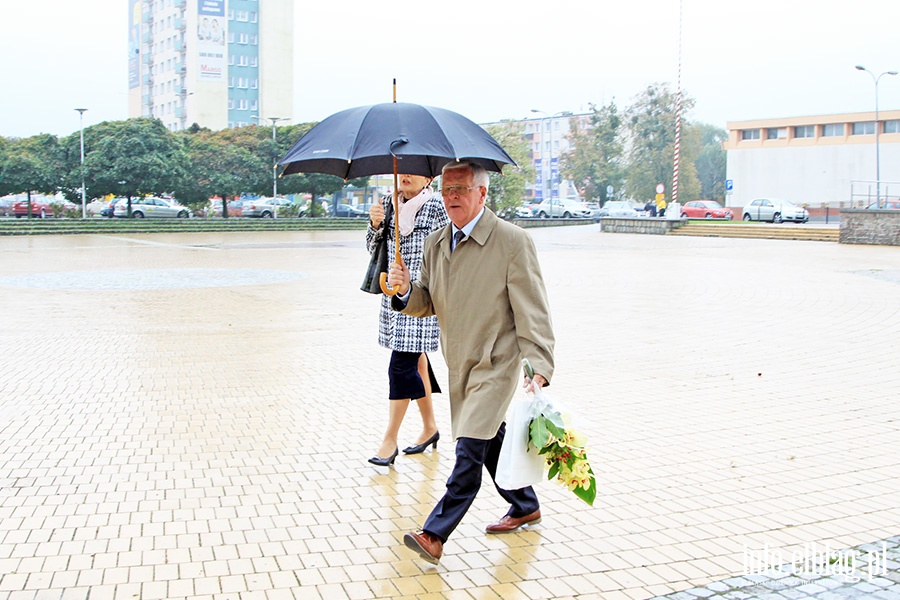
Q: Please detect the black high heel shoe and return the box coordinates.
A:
[403,432,440,455]
[368,447,398,467]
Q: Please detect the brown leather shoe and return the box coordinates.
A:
[403,530,443,564]
[485,509,542,534]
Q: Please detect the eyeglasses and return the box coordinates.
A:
[440,185,479,197]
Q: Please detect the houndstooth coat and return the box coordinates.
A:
[366,192,449,352]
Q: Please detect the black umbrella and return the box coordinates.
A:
[279,88,516,295]
[278,102,515,179]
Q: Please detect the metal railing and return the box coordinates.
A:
[850,180,900,208]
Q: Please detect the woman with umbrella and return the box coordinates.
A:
[366,173,449,466]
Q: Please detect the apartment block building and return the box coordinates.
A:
[484,113,591,202]
[127,0,293,131]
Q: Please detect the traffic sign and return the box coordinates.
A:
[655,183,665,194]
[725,179,733,191]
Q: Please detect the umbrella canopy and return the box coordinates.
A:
[278,102,516,179]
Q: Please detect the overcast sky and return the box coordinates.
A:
[2,0,898,140]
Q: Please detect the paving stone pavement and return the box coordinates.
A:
[0,226,898,600]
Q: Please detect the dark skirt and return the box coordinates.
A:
[389,351,442,400]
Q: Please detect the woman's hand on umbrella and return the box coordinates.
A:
[388,261,410,295]
[369,203,385,228]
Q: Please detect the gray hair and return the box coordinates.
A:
[441,160,490,193]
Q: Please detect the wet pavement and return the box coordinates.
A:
[1,227,899,599]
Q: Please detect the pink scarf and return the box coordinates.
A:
[398,187,433,236]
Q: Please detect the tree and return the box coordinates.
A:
[624,84,700,204]
[176,132,259,217]
[693,122,727,202]
[484,121,534,218]
[0,134,61,217]
[83,118,187,216]
[559,101,624,204]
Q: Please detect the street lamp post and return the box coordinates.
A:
[252,115,289,204]
[855,65,898,208]
[75,108,88,219]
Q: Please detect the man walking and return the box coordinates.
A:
[388,160,555,564]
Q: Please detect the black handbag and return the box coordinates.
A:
[360,200,393,294]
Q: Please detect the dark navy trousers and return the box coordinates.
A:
[423,422,540,542]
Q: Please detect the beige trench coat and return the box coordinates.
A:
[395,209,555,440]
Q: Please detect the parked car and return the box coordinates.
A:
[515,202,537,218]
[533,198,592,219]
[332,203,368,218]
[115,197,191,218]
[598,201,639,218]
[242,197,278,218]
[681,200,734,220]
[865,200,900,210]
[99,198,121,218]
[12,199,77,218]
[742,199,809,223]
[208,199,244,217]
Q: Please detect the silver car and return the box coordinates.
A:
[599,201,639,218]
[742,199,809,223]
[114,197,191,218]
[242,197,278,218]
[533,198,592,218]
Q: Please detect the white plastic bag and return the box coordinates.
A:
[495,388,546,490]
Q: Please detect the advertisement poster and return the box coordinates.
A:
[197,0,225,80]
[128,0,141,89]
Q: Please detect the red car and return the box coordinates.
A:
[11,199,76,218]
[680,200,734,220]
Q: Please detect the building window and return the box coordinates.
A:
[228,76,234,88]
[239,33,248,44]
[250,57,258,67]
[741,129,761,140]
[238,99,248,110]
[821,123,844,137]
[525,124,532,134]
[794,125,815,138]
[250,11,257,22]
[228,54,235,65]
[251,78,258,89]
[237,10,248,21]
[766,127,786,140]
[852,122,875,135]
[885,120,900,134]
[228,99,234,109]
[250,34,258,45]
[250,100,258,111]
[238,55,248,66]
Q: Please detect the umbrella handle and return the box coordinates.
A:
[380,158,403,296]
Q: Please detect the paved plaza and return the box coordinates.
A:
[0,225,899,600]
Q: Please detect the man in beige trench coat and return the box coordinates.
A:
[388,160,555,565]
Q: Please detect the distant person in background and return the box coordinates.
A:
[657,196,667,218]
[644,200,657,217]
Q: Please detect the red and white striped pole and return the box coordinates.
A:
[672,0,684,206]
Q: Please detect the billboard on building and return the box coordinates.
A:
[534,159,543,201]
[128,0,140,89]
[197,0,225,81]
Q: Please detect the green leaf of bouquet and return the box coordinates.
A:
[574,477,597,506]
[546,421,566,441]
[548,461,560,480]
[545,409,566,429]
[530,417,551,449]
